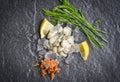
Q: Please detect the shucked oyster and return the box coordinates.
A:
[44,24,75,57]
[63,26,72,36]
[47,30,58,39]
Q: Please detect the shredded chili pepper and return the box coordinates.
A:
[34,58,60,80]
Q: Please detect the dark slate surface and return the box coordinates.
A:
[0,0,120,82]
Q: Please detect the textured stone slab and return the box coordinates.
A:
[0,0,120,82]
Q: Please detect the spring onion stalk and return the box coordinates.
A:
[42,0,107,48]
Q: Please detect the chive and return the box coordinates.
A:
[42,0,107,48]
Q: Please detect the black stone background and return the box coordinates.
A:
[0,0,120,82]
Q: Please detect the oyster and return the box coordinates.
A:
[47,30,58,39]
[49,36,58,44]
[61,40,71,49]
[63,26,72,36]
[67,36,74,45]
[43,24,75,58]
[57,46,64,53]
[53,47,57,53]
[60,51,67,57]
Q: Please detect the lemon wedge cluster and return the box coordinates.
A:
[40,18,54,38]
[78,41,89,61]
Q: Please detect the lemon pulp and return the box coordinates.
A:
[40,18,53,38]
[78,41,89,61]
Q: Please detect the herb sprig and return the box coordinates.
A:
[42,0,107,48]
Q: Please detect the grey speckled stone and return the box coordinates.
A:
[0,0,120,82]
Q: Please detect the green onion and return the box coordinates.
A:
[42,0,107,48]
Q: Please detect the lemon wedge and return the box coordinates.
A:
[40,18,54,38]
[78,41,89,61]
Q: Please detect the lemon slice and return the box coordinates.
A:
[40,18,54,38]
[78,41,89,61]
